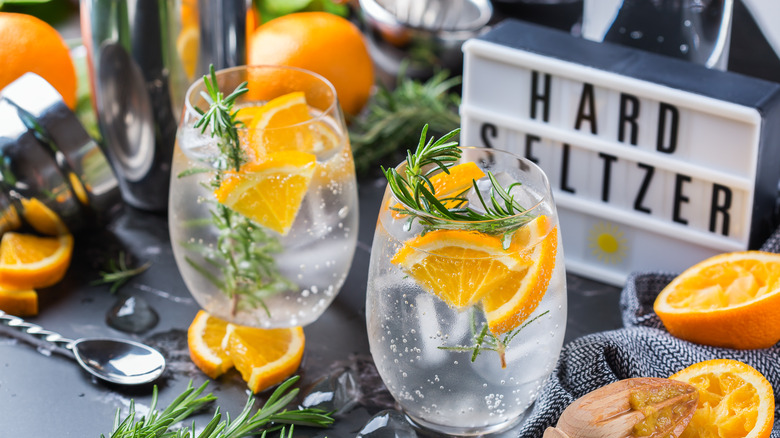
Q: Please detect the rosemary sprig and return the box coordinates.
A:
[194,65,248,172]
[105,376,334,438]
[349,67,461,175]
[91,251,151,294]
[382,125,528,235]
[438,310,550,368]
[184,65,293,315]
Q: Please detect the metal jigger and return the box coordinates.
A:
[0,73,120,234]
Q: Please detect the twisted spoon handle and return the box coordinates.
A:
[0,309,76,351]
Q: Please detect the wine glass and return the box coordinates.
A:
[366,143,567,435]
[169,65,358,328]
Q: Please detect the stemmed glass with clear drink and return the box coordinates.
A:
[170,65,358,328]
[366,129,567,435]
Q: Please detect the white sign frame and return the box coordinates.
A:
[461,20,780,285]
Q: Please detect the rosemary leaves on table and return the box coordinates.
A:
[349,68,461,176]
[105,376,334,438]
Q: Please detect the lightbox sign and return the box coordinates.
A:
[461,20,780,285]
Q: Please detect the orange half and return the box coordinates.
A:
[654,251,780,349]
[671,359,775,438]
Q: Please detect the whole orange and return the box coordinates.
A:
[247,12,373,117]
[0,13,77,109]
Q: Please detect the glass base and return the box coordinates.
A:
[403,411,526,437]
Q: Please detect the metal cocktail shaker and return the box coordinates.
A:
[80,0,188,212]
[0,73,120,235]
[79,0,250,212]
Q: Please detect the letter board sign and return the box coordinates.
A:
[461,19,780,285]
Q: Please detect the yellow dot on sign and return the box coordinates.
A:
[587,221,628,265]
[597,233,619,254]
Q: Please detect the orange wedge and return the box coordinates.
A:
[0,286,37,316]
[21,198,67,236]
[223,323,305,393]
[392,215,557,334]
[392,229,524,309]
[654,251,780,349]
[187,310,234,379]
[238,91,314,159]
[214,150,316,235]
[0,232,73,289]
[391,162,486,216]
[427,161,486,205]
[671,359,775,438]
[482,215,558,334]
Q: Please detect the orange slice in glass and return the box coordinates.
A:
[653,251,780,349]
[214,150,316,235]
[223,323,305,393]
[0,232,74,289]
[671,359,775,438]
[187,310,234,379]
[391,162,486,216]
[238,91,314,159]
[482,215,558,334]
[392,229,524,310]
[392,215,557,335]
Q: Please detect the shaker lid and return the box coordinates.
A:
[1,72,120,217]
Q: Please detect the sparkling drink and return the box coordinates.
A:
[366,145,566,435]
[170,65,358,328]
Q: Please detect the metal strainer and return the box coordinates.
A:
[359,0,493,80]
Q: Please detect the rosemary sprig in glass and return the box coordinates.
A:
[181,65,293,316]
[105,376,334,438]
[438,309,550,369]
[386,126,548,364]
[383,125,528,238]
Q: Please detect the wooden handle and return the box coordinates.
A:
[544,427,570,438]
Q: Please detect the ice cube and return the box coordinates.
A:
[465,172,540,213]
[356,410,419,438]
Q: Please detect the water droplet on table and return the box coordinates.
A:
[106,295,159,333]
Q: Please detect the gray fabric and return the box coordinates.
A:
[516,230,780,437]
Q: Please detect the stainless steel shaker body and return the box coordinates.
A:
[195,0,249,78]
[80,0,190,211]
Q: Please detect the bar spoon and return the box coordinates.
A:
[0,309,165,386]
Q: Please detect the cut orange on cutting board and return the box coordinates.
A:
[392,215,557,334]
[214,150,315,235]
[0,232,73,289]
[187,310,234,379]
[653,251,780,349]
[0,286,37,316]
[223,322,305,393]
[671,359,775,438]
